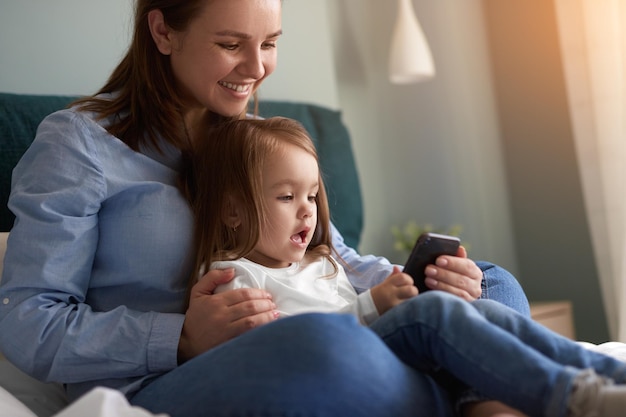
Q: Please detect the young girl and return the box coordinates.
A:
[187,116,626,417]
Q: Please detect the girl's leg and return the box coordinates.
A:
[370,291,626,417]
[470,297,626,384]
[477,261,531,317]
[131,313,456,417]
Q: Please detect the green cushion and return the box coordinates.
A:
[0,93,77,232]
[0,94,363,248]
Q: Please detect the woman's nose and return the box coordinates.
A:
[239,49,265,80]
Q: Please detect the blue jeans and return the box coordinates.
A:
[131,262,531,416]
[477,261,530,317]
[370,291,626,417]
[131,313,456,417]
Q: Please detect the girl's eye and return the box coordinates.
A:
[308,195,317,202]
[278,195,293,201]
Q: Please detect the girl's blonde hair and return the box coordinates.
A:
[186,117,337,285]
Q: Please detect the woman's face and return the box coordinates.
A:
[166,0,281,117]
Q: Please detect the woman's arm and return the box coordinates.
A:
[330,223,394,292]
[0,110,185,382]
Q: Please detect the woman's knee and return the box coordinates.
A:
[476,261,530,316]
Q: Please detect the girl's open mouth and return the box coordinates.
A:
[290,229,309,245]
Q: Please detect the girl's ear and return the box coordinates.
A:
[222,195,242,230]
[148,9,173,55]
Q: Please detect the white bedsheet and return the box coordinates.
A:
[578,341,626,362]
[0,387,167,417]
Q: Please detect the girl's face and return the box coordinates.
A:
[246,144,319,268]
[165,0,281,117]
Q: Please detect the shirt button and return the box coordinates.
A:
[2,298,9,305]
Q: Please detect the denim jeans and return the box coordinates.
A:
[477,261,530,317]
[370,291,626,417]
[131,262,532,416]
[131,313,457,417]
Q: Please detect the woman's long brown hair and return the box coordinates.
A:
[72,0,232,155]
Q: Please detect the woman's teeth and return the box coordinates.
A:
[219,81,249,92]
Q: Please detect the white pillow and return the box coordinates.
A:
[579,341,626,362]
[0,231,8,284]
[52,387,168,417]
[0,360,68,417]
[0,386,37,417]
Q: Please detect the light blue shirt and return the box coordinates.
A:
[0,106,394,400]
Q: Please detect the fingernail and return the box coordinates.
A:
[425,277,438,287]
[425,266,437,276]
[273,311,280,319]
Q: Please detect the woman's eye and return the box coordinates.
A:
[219,43,238,51]
[262,41,277,50]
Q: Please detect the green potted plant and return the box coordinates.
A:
[391,221,465,255]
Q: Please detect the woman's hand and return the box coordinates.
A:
[424,246,482,301]
[370,266,418,315]
[177,268,278,363]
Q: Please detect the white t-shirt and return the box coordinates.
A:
[212,257,379,325]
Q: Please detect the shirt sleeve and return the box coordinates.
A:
[0,111,183,383]
[336,290,379,325]
[210,261,263,292]
[330,223,396,292]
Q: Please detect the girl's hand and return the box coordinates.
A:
[178,268,278,363]
[423,246,482,301]
[370,266,418,315]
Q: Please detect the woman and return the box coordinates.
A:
[0,1,529,416]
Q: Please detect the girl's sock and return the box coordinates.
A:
[567,369,626,417]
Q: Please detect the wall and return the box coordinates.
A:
[0,0,339,107]
[483,0,608,342]
[0,0,132,95]
[327,0,519,272]
[327,0,608,341]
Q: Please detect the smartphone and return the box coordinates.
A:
[403,232,461,293]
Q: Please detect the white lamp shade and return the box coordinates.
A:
[389,0,436,84]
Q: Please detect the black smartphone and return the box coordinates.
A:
[403,232,461,293]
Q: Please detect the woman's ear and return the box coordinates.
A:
[222,195,242,231]
[148,9,173,55]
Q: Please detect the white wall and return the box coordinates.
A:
[0,0,339,108]
[259,1,339,107]
[0,0,132,95]
[328,0,519,274]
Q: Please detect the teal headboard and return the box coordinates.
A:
[0,93,363,248]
